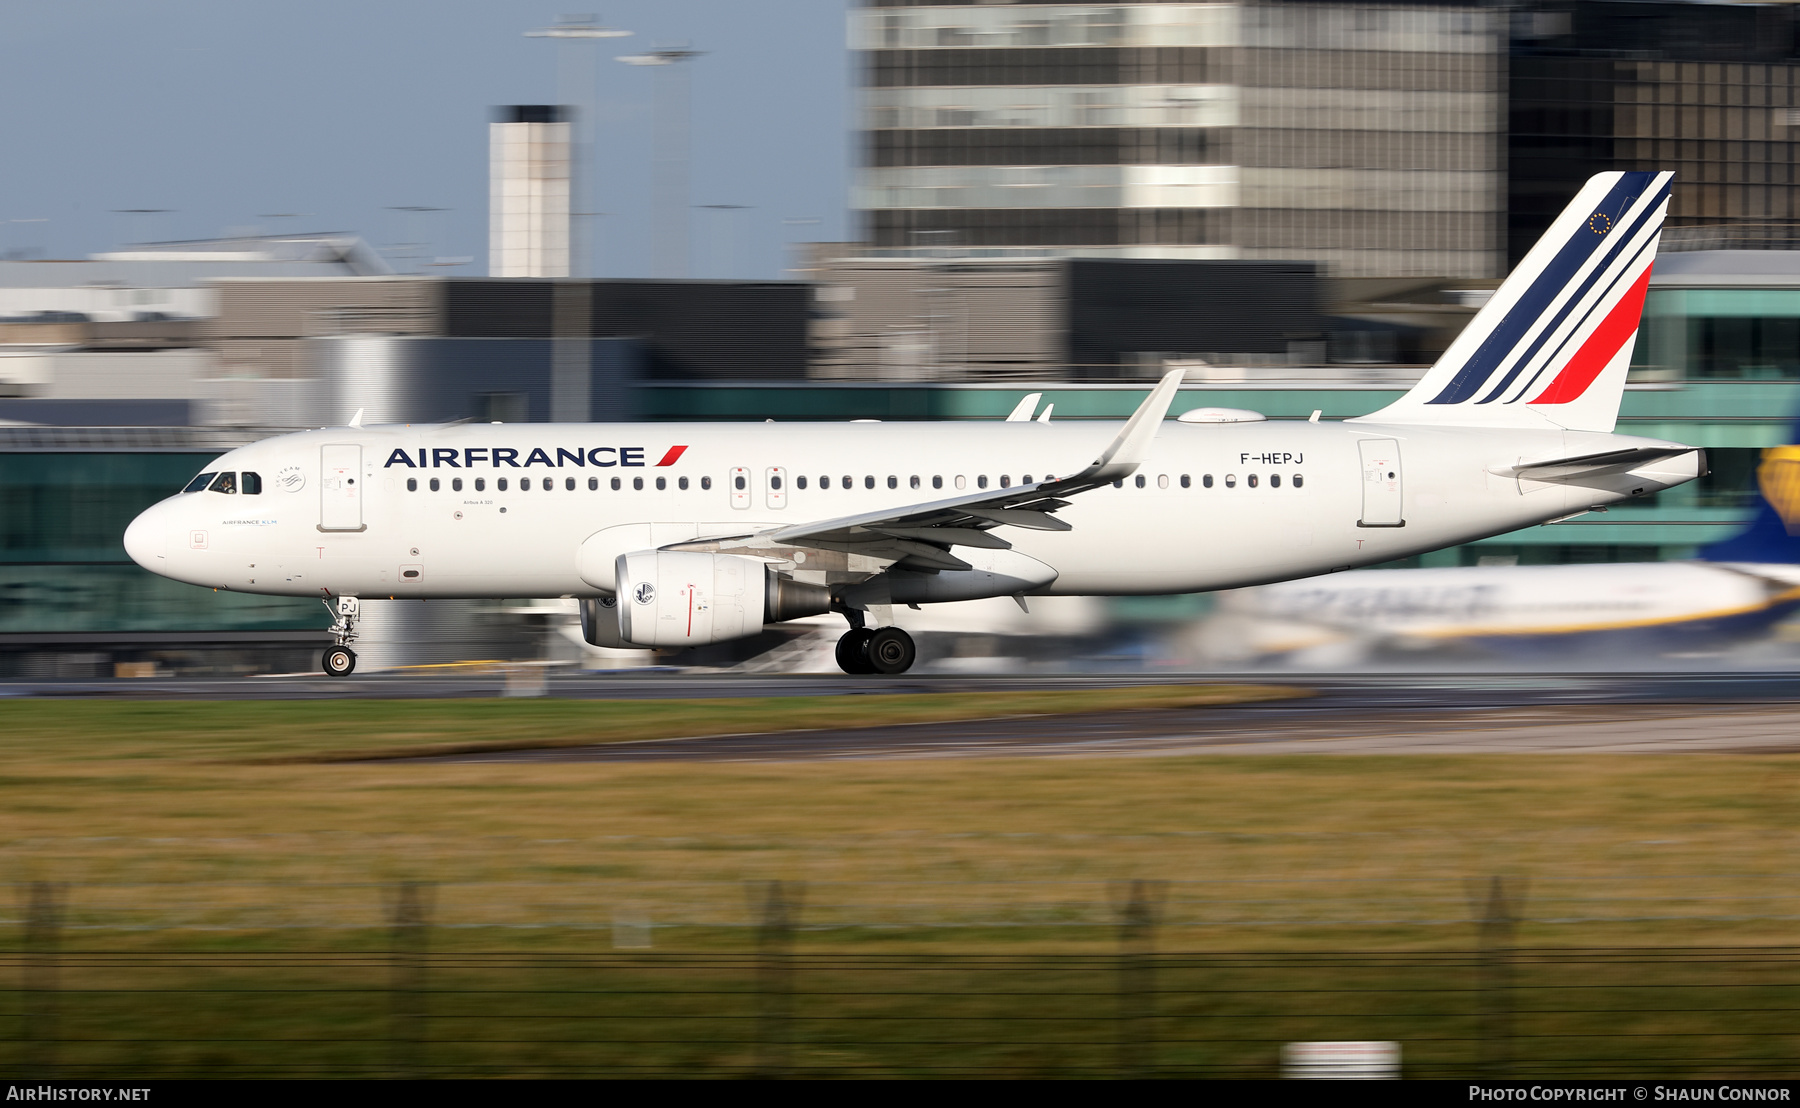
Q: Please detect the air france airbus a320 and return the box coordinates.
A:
[125,172,1706,676]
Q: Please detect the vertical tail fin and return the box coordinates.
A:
[1704,410,1800,564]
[1355,171,1673,433]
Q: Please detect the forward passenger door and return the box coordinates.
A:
[319,445,365,532]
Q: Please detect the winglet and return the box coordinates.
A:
[347,408,365,429]
[1084,369,1184,482]
[1005,393,1042,422]
[1036,403,1054,424]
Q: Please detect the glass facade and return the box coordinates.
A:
[1635,289,1800,381]
[1508,2,1800,266]
[0,452,319,634]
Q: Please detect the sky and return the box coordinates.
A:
[0,0,854,279]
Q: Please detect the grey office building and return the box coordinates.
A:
[855,1,1509,278]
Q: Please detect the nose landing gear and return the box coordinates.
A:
[321,595,360,678]
[323,645,357,677]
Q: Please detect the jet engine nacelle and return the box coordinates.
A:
[612,550,829,647]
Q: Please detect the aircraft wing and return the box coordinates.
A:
[709,369,1184,572]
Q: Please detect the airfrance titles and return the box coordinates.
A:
[384,445,688,469]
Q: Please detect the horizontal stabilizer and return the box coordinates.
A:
[1493,446,1701,482]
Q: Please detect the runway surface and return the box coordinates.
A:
[384,672,1800,763]
[8,670,1800,761]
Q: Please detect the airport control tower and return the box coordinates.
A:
[489,105,572,277]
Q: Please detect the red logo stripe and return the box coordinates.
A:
[654,445,689,467]
[1528,263,1654,405]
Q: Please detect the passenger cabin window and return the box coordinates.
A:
[1248,474,1259,488]
[977,475,988,489]
[933,476,943,489]
[589,477,598,490]
[565,477,575,491]
[611,477,621,491]
[1270,474,1281,488]
[655,477,666,491]
[1158,475,1169,489]
[520,477,531,491]
[453,478,463,492]
[679,476,689,490]
[797,476,808,490]
[497,477,509,492]
[1180,475,1191,488]
[1000,475,1011,488]
[910,475,920,489]
[887,475,897,489]
[633,477,643,491]
[184,472,217,493]
[1134,475,1144,488]
[428,477,439,492]
[1224,475,1236,488]
[242,472,262,495]
[864,475,875,489]
[409,478,419,492]
[1293,474,1304,488]
[208,472,237,494]
[1203,474,1213,488]
[701,476,712,490]
[475,477,486,492]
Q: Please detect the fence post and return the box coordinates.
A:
[387,881,434,1079]
[1474,875,1525,1078]
[750,880,803,1078]
[1114,879,1168,1079]
[19,882,62,1078]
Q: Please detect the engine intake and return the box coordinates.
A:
[612,550,829,647]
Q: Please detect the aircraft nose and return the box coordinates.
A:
[123,505,166,570]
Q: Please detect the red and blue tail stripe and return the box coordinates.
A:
[1428,171,1668,407]
[1358,171,1673,434]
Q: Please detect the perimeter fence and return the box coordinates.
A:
[7,878,1800,1078]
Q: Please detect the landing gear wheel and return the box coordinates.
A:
[835,628,876,675]
[866,627,917,675]
[322,646,357,677]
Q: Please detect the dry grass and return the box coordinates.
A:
[0,691,1796,951]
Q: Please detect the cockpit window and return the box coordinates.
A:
[208,472,237,494]
[241,471,262,495]
[184,472,217,493]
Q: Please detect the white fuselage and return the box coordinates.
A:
[123,418,1700,603]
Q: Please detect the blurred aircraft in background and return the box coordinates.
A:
[1201,425,1800,666]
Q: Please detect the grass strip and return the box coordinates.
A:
[0,683,1304,765]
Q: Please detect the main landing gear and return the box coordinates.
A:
[834,610,916,675]
[322,596,359,678]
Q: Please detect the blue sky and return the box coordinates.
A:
[0,1,854,278]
